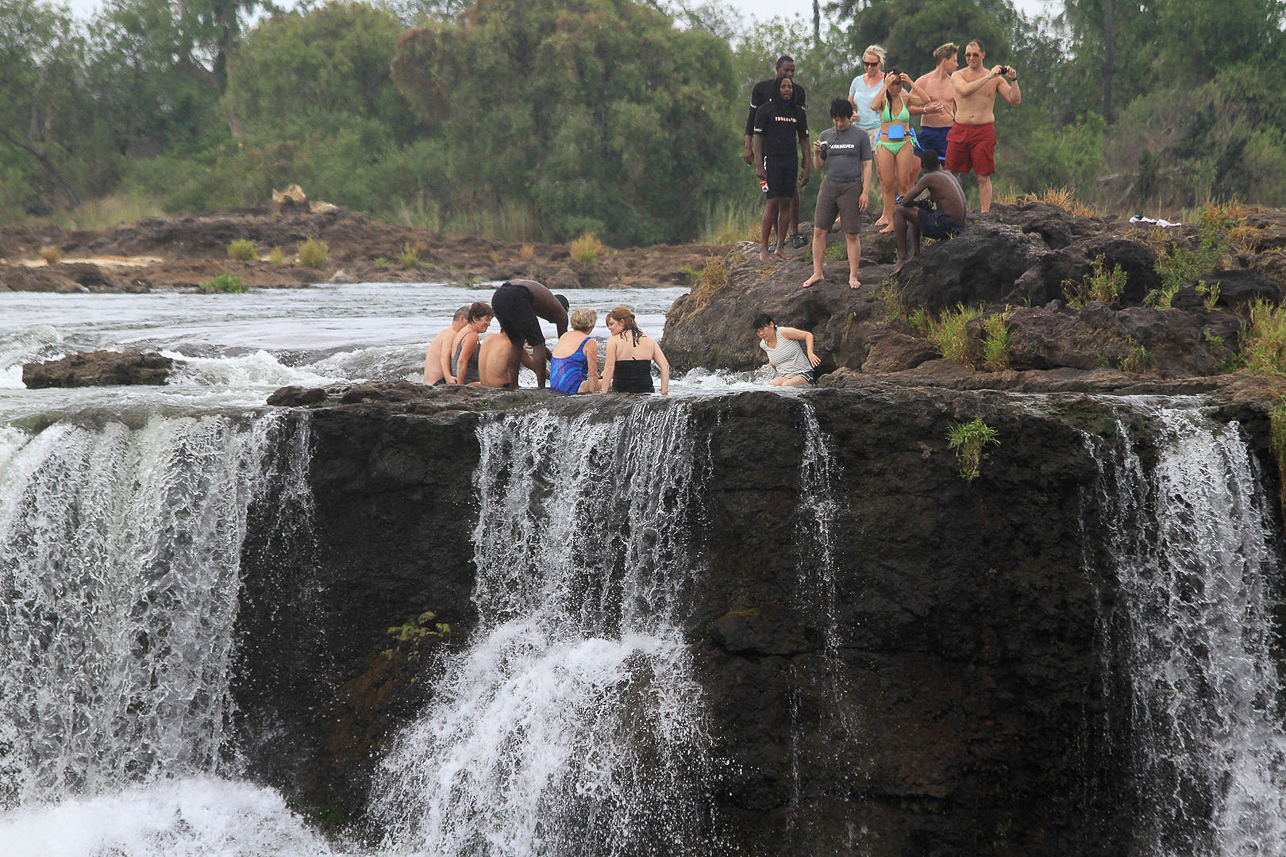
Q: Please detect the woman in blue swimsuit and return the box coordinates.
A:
[870,68,932,233]
[549,307,600,394]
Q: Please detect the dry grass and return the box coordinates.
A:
[570,233,605,265]
[520,243,535,259]
[683,258,732,317]
[38,245,61,264]
[997,186,1099,218]
[1229,225,1265,253]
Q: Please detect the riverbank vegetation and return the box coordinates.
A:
[1,0,1283,246]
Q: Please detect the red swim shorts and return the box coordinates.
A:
[945,123,996,176]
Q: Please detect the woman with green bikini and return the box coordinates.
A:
[869,68,936,233]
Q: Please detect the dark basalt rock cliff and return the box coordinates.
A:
[231,382,1283,856]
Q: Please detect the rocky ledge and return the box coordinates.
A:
[662,203,1286,388]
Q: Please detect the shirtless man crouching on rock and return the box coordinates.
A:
[489,279,569,388]
[891,149,967,275]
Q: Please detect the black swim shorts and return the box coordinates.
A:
[491,282,545,347]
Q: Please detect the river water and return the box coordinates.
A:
[0,282,760,423]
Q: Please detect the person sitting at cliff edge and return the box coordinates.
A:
[424,305,470,385]
[890,148,967,276]
[754,313,821,386]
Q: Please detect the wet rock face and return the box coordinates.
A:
[22,349,174,387]
[228,385,1286,854]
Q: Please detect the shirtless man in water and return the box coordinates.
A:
[948,39,1020,213]
[909,43,958,185]
[891,149,967,275]
[477,334,539,387]
[424,305,469,385]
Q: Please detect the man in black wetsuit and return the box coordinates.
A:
[753,75,810,262]
[744,55,808,250]
[489,279,569,388]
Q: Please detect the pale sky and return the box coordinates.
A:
[63,0,1060,26]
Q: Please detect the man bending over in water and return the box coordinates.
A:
[424,305,470,384]
[489,279,569,387]
[891,149,967,275]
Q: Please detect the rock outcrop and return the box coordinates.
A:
[662,205,1286,385]
[22,350,175,387]
[232,381,1284,856]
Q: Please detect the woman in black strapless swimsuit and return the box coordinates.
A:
[599,306,670,395]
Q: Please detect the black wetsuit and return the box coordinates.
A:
[745,78,806,138]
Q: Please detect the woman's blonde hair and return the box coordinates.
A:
[569,307,597,332]
[862,45,886,69]
[608,305,642,346]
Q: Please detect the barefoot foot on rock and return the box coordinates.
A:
[802,273,825,288]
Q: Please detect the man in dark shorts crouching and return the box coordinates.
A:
[802,98,872,290]
[490,279,569,388]
[891,149,967,275]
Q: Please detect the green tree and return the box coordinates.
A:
[0,0,86,208]
[390,0,738,244]
[831,0,1022,72]
[224,2,415,140]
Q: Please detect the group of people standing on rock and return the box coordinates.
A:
[747,39,1019,283]
[423,279,670,395]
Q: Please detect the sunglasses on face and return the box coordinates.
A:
[863,60,879,66]
[965,52,980,57]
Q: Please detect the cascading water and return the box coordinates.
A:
[0,410,331,857]
[371,400,714,857]
[1090,405,1286,857]
[787,402,866,851]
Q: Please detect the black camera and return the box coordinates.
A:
[998,65,1011,76]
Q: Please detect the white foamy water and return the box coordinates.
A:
[372,401,713,857]
[1091,406,1286,857]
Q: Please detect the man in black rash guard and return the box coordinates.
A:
[744,55,807,249]
[489,279,569,388]
[753,75,810,262]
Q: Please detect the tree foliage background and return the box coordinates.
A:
[0,0,1283,244]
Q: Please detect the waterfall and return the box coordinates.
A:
[371,400,713,857]
[0,410,329,857]
[788,401,866,851]
[1091,406,1286,857]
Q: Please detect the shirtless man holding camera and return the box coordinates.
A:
[947,38,1020,213]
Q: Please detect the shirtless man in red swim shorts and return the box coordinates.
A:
[948,38,1020,213]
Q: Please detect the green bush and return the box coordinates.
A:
[981,314,1011,371]
[926,304,982,365]
[199,272,249,293]
[297,237,329,269]
[1240,299,1286,376]
[947,418,1000,483]
[227,239,257,261]
[1065,255,1126,306]
[570,233,604,265]
[400,242,422,269]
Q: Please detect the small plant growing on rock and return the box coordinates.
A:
[1147,204,1242,307]
[39,245,61,264]
[1065,255,1126,306]
[297,237,329,269]
[824,240,848,261]
[520,242,535,259]
[947,417,1000,483]
[926,304,982,364]
[384,610,452,663]
[268,245,285,265]
[879,282,910,321]
[982,313,1011,371]
[1271,398,1286,515]
[1240,298,1286,376]
[199,272,248,293]
[227,239,256,262]
[570,233,604,264]
[1118,337,1154,373]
